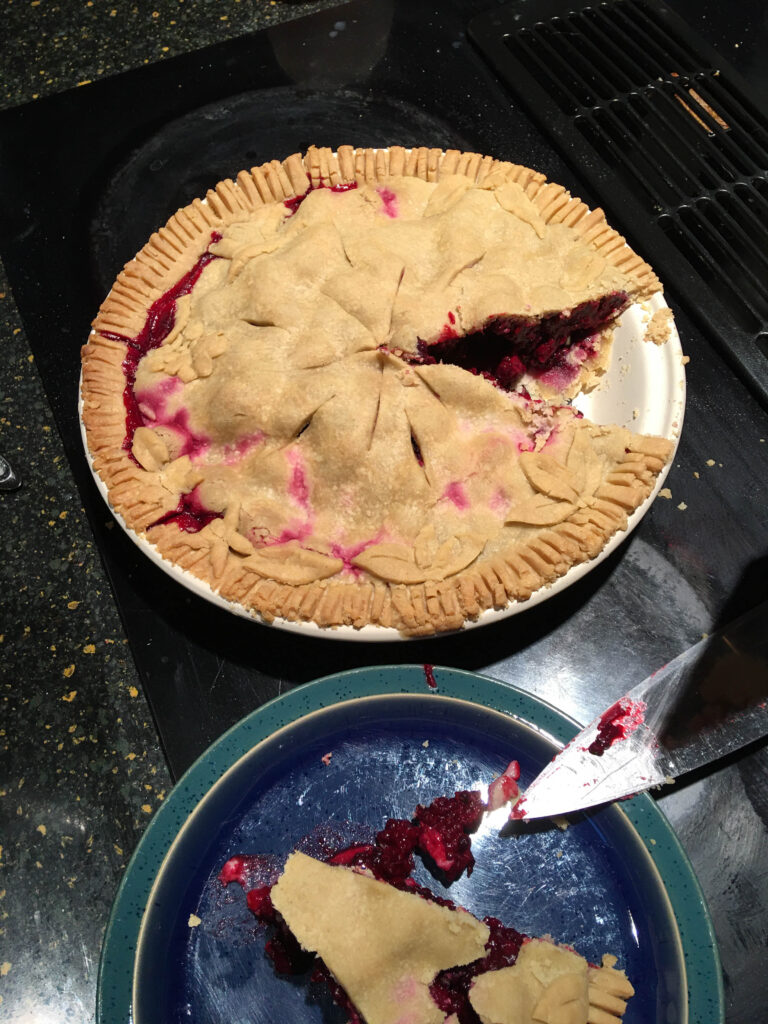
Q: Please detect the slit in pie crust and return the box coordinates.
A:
[81,145,677,635]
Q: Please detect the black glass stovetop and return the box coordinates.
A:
[2,0,766,780]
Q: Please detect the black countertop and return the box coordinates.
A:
[1,1,766,1021]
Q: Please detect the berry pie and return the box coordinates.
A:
[81,145,676,635]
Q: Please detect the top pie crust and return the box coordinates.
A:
[81,145,675,636]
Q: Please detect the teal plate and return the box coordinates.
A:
[97,666,724,1024]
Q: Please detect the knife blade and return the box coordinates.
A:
[513,601,768,821]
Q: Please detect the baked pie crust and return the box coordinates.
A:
[81,145,675,635]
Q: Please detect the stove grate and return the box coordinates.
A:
[470,0,768,405]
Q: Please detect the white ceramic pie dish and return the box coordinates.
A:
[79,287,685,641]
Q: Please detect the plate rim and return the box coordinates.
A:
[96,665,723,1024]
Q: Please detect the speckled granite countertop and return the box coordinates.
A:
[0,4,333,1020]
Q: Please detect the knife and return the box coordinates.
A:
[513,601,768,821]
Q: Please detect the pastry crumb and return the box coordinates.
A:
[550,816,569,831]
[658,487,672,499]
[321,752,333,766]
[677,501,687,511]
[681,354,690,365]
[555,849,563,859]
[188,913,202,927]
[644,307,673,345]
[705,458,716,466]
[422,740,430,748]
[650,838,657,846]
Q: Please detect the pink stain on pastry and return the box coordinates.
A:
[330,532,384,575]
[265,519,315,546]
[442,481,469,509]
[286,449,310,510]
[99,234,221,461]
[377,186,399,218]
[135,377,210,460]
[221,431,265,465]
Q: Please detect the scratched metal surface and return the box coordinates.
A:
[130,695,685,1024]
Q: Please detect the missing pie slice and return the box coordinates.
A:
[81,145,677,634]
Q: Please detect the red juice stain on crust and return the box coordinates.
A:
[587,697,647,756]
[99,232,222,462]
[376,186,399,218]
[423,663,437,689]
[147,484,222,533]
[135,377,210,460]
[284,180,359,215]
[442,481,469,510]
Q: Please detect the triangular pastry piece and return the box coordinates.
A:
[271,852,489,1024]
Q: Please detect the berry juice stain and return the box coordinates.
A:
[147,484,222,533]
[588,698,647,756]
[99,232,222,460]
[284,181,359,216]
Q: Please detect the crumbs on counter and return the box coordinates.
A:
[61,690,77,702]
[188,913,202,928]
[681,354,690,365]
[422,740,430,748]
[321,752,333,766]
[658,487,672,499]
[644,307,674,346]
[677,502,688,511]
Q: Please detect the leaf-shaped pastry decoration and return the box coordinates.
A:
[566,428,604,501]
[241,542,343,585]
[353,531,486,583]
[519,451,580,503]
[204,507,255,578]
[159,455,204,497]
[423,174,473,218]
[532,973,589,1023]
[132,427,170,472]
[505,495,577,526]
[493,181,546,239]
[431,532,487,578]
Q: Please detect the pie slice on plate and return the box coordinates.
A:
[81,145,679,635]
[270,850,635,1024]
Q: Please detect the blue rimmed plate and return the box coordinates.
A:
[97,666,723,1024]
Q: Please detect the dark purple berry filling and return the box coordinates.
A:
[418,291,629,392]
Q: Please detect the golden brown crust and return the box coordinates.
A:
[81,146,672,635]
